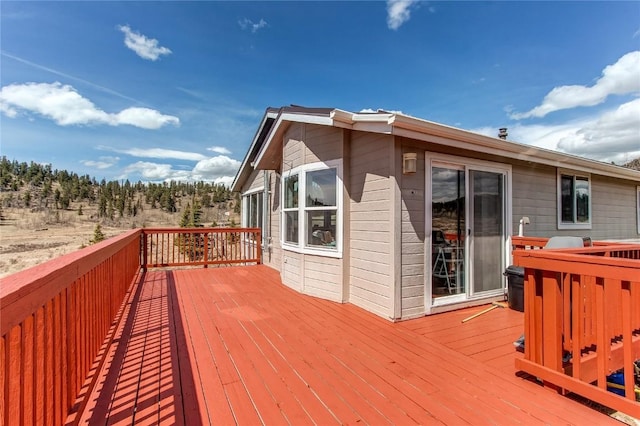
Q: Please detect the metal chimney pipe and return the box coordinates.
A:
[498,128,508,140]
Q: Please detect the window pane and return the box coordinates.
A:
[561,175,574,222]
[258,193,263,228]
[576,177,589,223]
[249,193,258,227]
[284,211,298,243]
[306,169,336,207]
[307,210,337,248]
[284,175,298,209]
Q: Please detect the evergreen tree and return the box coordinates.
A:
[98,194,107,217]
[179,202,192,227]
[23,191,31,208]
[91,223,105,244]
[54,188,61,209]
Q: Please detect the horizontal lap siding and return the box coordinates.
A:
[401,149,426,319]
[349,132,392,318]
[512,164,558,236]
[283,125,304,170]
[281,123,345,301]
[512,164,639,240]
[590,175,638,240]
[282,252,302,292]
[304,124,343,164]
[303,256,342,302]
[245,169,265,192]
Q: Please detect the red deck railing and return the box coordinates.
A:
[1,229,141,426]
[141,227,261,268]
[1,227,261,426]
[512,236,640,418]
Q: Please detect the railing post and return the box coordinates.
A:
[257,229,262,264]
[141,231,147,270]
[204,232,209,268]
[542,270,563,383]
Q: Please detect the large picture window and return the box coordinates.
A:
[282,162,341,256]
[557,170,591,229]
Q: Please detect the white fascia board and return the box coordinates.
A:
[230,110,278,192]
[330,109,355,125]
[391,125,640,181]
[331,109,395,133]
[253,112,334,170]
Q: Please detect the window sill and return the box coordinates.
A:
[557,222,592,230]
[282,243,342,259]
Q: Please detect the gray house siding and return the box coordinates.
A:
[280,123,346,301]
[349,131,394,318]
[235,108,639,322]
[511,163,639,240]
[400,148,426,319]
[590,175,639,240]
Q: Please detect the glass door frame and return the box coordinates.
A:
[425,153,512,312]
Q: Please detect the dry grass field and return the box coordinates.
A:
[0,203,237,279]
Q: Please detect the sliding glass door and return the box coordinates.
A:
[431,166,466,297]
[429,158,509,305]
[470,170,504,295]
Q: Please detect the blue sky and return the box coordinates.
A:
[1,1,639,185]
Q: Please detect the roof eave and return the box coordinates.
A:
[387,114,640,181]
[230,109,279,192]
[252,110,334,170]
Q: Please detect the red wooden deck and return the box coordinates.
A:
[76,265,619,425]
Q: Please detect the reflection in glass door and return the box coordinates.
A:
[431,166,465,298]
[430,161,508,304]
[470,170,504,295]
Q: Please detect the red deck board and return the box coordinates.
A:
[74,264,622,425]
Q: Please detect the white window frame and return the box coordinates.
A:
[281,160,343,258]
[557,169,592,230]
[241,188,264,243]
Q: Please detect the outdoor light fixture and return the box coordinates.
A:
[403,152,417,174]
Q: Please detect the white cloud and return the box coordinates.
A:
[101,146,207,161]
[471,99,640,164]
[0,82,179,129]
[115,107,179,129]
[207,146,231,155]
[510,51,640,119]
[556,98,640,163]
[123,161,185,181]
[238,18,268,33]
[81,156,119,169]
[386,0,419,30]
[118,25,172,61]
[192,156,241,182]
[120,155,241,185]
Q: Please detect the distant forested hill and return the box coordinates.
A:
[0,156,239,225]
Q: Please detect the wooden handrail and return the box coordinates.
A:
[514,244,640,418]
[1,230,142,426]
[1,226,263,425]
[141,227,262,268]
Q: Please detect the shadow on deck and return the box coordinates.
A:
[78,265,619,425]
